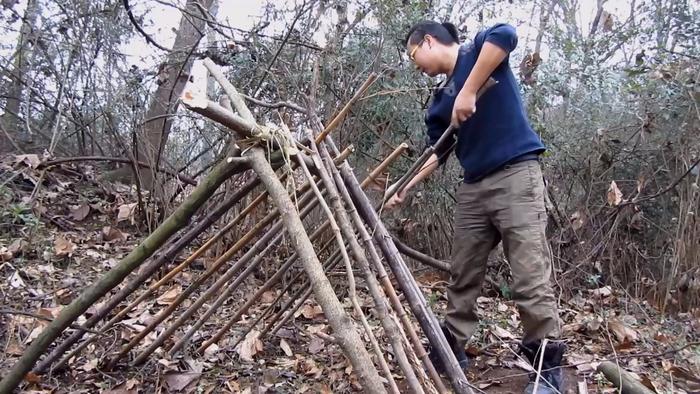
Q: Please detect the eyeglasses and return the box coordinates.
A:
[408,39,425,62]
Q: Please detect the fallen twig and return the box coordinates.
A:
[40,156,198,185]
[0,309,104,336]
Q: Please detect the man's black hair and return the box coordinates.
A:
[405,20,459,46]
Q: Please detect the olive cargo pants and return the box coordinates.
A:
[445,160,561,345]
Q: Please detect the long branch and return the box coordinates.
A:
[317,145,427,393]
[35,169,256,373]
[197,60,386,392]
[0,309,102,335]
[329,135,474,394]
[122,0,170,51]
[241,94,308,114]
[392,236,451,272]
[621,156,700,207]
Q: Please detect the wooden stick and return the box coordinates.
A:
[107,183,320,368]
[0,309,103,336]
[248,152,387,392]
[207,63,386,393]
[203,58,255,121]
[266,255,345,339]
[132,226,287,365]
[315,73,378,144]
[105,185,268,326]
[268,286,314,338]
[393,236,451,272]
[128,145,350,338]
[532,338,548,394]
[296,135,399,393]
[157,147,351,328]
[148,191,328,364]
[194,151,353,355]
[324,137,446,391]
[183,230,334,355]
[362,143,408,188]
[245,152,384,390]
[320,136,442,393]
[383,77,498,203]
[40,156,199,185]
[316,142,426,394]
[39,171,259,373]
[329,136,474,394]
[226,248,343,353]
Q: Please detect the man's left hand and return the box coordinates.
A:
[451,90,477,127]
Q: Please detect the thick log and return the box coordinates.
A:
[0,152,248,393]
[597,362,655,394]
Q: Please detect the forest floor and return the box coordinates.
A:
[1,155,699,393]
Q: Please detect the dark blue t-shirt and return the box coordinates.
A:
[424,23,545,183]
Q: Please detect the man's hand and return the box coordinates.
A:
[384,189,406,210]
[451,89,477,127]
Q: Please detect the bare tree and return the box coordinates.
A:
[103,0,215,192]
[0,0,39,153]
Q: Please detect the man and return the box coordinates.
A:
[386,20,565,394]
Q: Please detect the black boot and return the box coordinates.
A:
[519,341,566,394]
[428,323,469,375]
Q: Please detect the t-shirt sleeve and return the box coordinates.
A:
[479,23,518,54]
[425,114,453,166]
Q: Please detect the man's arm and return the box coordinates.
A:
[388,42,508,208]
[385,153,439,209]
[452,23,518,126]
[451,42,508,126]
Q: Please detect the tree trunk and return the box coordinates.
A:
[0,0,39,154]
[103,0,214,190]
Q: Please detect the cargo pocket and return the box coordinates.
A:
[507,162,546,229]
